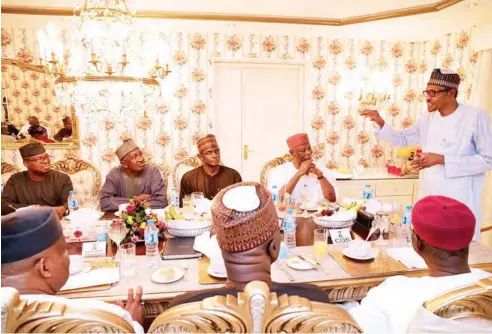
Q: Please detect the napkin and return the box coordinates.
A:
[193,231,222,259]
[60,267,119,291]
[386,247,428,269]
[67,208,101,226]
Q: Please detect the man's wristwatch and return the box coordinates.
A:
[317,175,325,180]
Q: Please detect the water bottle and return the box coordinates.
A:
[362,184,373,200]
[271,185,279,206]
[68,190,79,214]
[145,219,159,268]
[283,209,297,253]
[170,187,179,208]
[401,205,413,246]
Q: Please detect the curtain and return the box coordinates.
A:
[470,49,492,246]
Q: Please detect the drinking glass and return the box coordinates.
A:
[183,195,192,212]
[313,228,329,260]
[108,222,128,258]
[119,243,137,277]
[82,195,100,211]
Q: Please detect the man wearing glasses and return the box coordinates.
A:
[1,142,73,218]
[360,68,492,240]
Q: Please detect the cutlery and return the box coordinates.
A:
[276,261,295,282]
[298,254,330,276]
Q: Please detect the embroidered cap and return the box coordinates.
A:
[428,68,461,90]
[286,133,310,150]
[211,182,279,253]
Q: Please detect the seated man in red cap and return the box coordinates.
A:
[100,139,167,211]
[268,133,336,203]
[179,134,241,206]
[1,208,144,332]
[348,196,491,333]
[169,182,330,307]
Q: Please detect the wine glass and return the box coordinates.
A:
[375,213,390,247]
[300,192,311,216]
[108,222,128,259]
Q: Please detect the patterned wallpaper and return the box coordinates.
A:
[1,25,479,180]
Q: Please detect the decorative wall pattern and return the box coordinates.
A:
[1,25,478,180]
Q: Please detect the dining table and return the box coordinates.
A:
[61,209,492,322]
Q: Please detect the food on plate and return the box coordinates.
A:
[344,202,363,212]
[165,207,185,220]
[337,168,350,175]
[318,208,335,217]
[158,268,176,280]
[315,209,357,221]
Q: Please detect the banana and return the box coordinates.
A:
[165,211,173,221]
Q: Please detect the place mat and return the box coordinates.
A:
[57,284,112,295]
[328,248,409,276]
[198,257,226,285]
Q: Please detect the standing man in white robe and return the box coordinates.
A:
[361,69,492,240]
[268,133,336,203]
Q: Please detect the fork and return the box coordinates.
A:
[297,253,330,276]
[276,261,295,282]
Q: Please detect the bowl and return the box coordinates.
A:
[313,210,357,229]
[165,220,212,238]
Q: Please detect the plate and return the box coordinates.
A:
[300,204,319,211]
[287,257,314,270]
[207,267,227,278]
[342,248,376,260]
[114,211,121,217]
[150,267,185,284]
[334,173,354,180]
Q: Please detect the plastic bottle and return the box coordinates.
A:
[145,219,159,268]
[271,185,279,206]
[283,209,297,253]
[362,184,373,200]
[401,205,413,246]
[170,187,179,208]
[68,190,79,214]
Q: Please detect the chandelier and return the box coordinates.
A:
[36,0,171,121]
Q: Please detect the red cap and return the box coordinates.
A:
[286,133,310,150]
[412,196,475,251]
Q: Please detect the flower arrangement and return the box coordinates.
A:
[119,199,166,244]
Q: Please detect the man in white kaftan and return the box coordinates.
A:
[361,69,492,240]
[267,133,336,203]
[348,196,491,333]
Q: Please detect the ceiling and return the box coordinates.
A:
[0,0,464,20]
[2,0,492,41]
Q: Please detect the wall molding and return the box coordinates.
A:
[1,0,462,26]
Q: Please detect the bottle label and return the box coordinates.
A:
[69,199,78,209]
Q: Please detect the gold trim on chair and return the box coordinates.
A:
[260,153,293,188]
[148,281,362,333]
[1,162,20,175]
[171,155,202,191]
[3,288,135,333]
[424,276,492,321]
[51,157,102,196]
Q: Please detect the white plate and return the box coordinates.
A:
[342,248,376,260]
[300,204,319,211]
[114,211,121,217]
[207,267,227,278]
[335,173,354,180]
[150,267,185,284]
[287,257,314,270]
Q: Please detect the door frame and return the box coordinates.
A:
[211,58,310,177]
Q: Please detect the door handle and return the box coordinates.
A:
[244,145,254,160]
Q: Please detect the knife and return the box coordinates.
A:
[297,253,330,276]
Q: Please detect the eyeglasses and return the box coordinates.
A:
[25,154,50,163]
[422,88,450,97]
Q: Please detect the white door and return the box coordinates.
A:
[214,60,306,182]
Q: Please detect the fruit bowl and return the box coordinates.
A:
[313,210,357,229]
[165,220,212,237]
